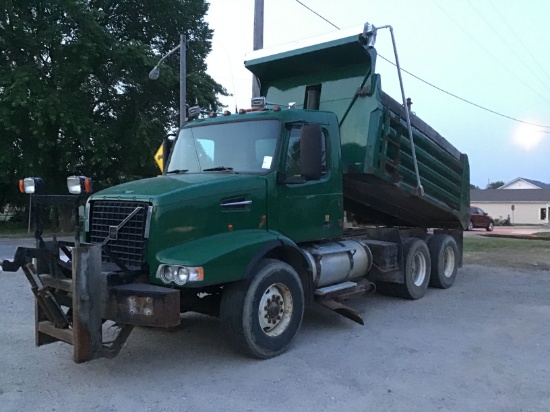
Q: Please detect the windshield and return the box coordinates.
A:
[166,119,280,174]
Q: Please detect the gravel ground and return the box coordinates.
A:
[1,239,549,411]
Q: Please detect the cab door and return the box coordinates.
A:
[277,123,343,243]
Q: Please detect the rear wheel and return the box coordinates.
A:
[428,234,458,289]
[467,221,474,231]
[220,259,304,359]
[377,238,431,300]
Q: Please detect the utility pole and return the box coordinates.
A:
[252,0,264,98]
[180,34,187,127]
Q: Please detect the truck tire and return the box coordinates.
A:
[220,259,304,359]
[399,238,431,299]
[376,238,431,300]
[428,234,458,289]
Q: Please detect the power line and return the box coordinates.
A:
[293,0,550,130]
[433,1,550,107]
[294,0,339,30]
[466,0,550,94]
[489,1,550,87]
[377,54,550,130]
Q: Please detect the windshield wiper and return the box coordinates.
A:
[165,169,189,175]
[202,166,236,173]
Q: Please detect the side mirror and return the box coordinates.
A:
[300,124,322,181]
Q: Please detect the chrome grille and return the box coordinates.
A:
[89,200,149,270]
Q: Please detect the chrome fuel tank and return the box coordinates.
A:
[303,240,372,288]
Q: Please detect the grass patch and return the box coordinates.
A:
[533,232,550,239]
[0,222,72,238]
[464,236,550,270]
[0,222,31,237]
[464,236,550,252]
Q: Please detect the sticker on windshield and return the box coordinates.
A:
[262,156,272,169]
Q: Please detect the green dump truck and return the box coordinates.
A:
[2,23,469,362]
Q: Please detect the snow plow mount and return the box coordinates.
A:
[1,243,180,363]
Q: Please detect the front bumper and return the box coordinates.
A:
[104,283,180,328]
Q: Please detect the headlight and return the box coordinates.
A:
[174,267,189,285]
[161,266,175,283]
[156,264,204,285]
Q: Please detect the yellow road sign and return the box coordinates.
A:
[155,144,163,172]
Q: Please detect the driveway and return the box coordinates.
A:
[1,237,549,411]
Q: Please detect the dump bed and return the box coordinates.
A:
[246,29,470,230]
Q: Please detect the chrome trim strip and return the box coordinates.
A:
[220,200,252,207]
[144,206,153,238]
[84,199,90,232]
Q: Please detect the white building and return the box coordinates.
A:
[471,178,550,225]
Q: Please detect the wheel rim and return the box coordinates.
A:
[468,221,473,230]
[488,223,494,230]
[442,246,455,278]
[411,251,427,286]
[258,283,293,337]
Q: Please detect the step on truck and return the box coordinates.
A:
[2,22,470,362]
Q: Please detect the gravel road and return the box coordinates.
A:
[1,239,549,411]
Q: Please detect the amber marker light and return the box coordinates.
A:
[189,267,204,282]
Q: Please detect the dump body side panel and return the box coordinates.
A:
[246,33,469,229]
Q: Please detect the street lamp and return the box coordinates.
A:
[149,34,187,127]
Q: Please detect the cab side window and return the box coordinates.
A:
[286,127,327,178]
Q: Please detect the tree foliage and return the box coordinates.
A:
[0,0,225,209]
[486,181,505,190]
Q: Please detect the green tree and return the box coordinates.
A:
[486,181,505,189]
[0,0,225,215]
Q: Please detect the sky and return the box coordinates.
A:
[204,0,550,189]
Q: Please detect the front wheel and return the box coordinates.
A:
[486,222,494,232]
[220,259,304,359]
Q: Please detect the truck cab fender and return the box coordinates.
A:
[243,235,315,303]
[154,229,311,293]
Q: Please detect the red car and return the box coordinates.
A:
[468,206,494,231]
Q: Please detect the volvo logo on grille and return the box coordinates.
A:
[108,225,118,240]
[101,206,143,247]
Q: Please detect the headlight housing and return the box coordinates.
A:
[18,177,45,194]
[156,264,204,285]
[67,175,93,194]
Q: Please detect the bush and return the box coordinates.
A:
[494,216,512,226]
